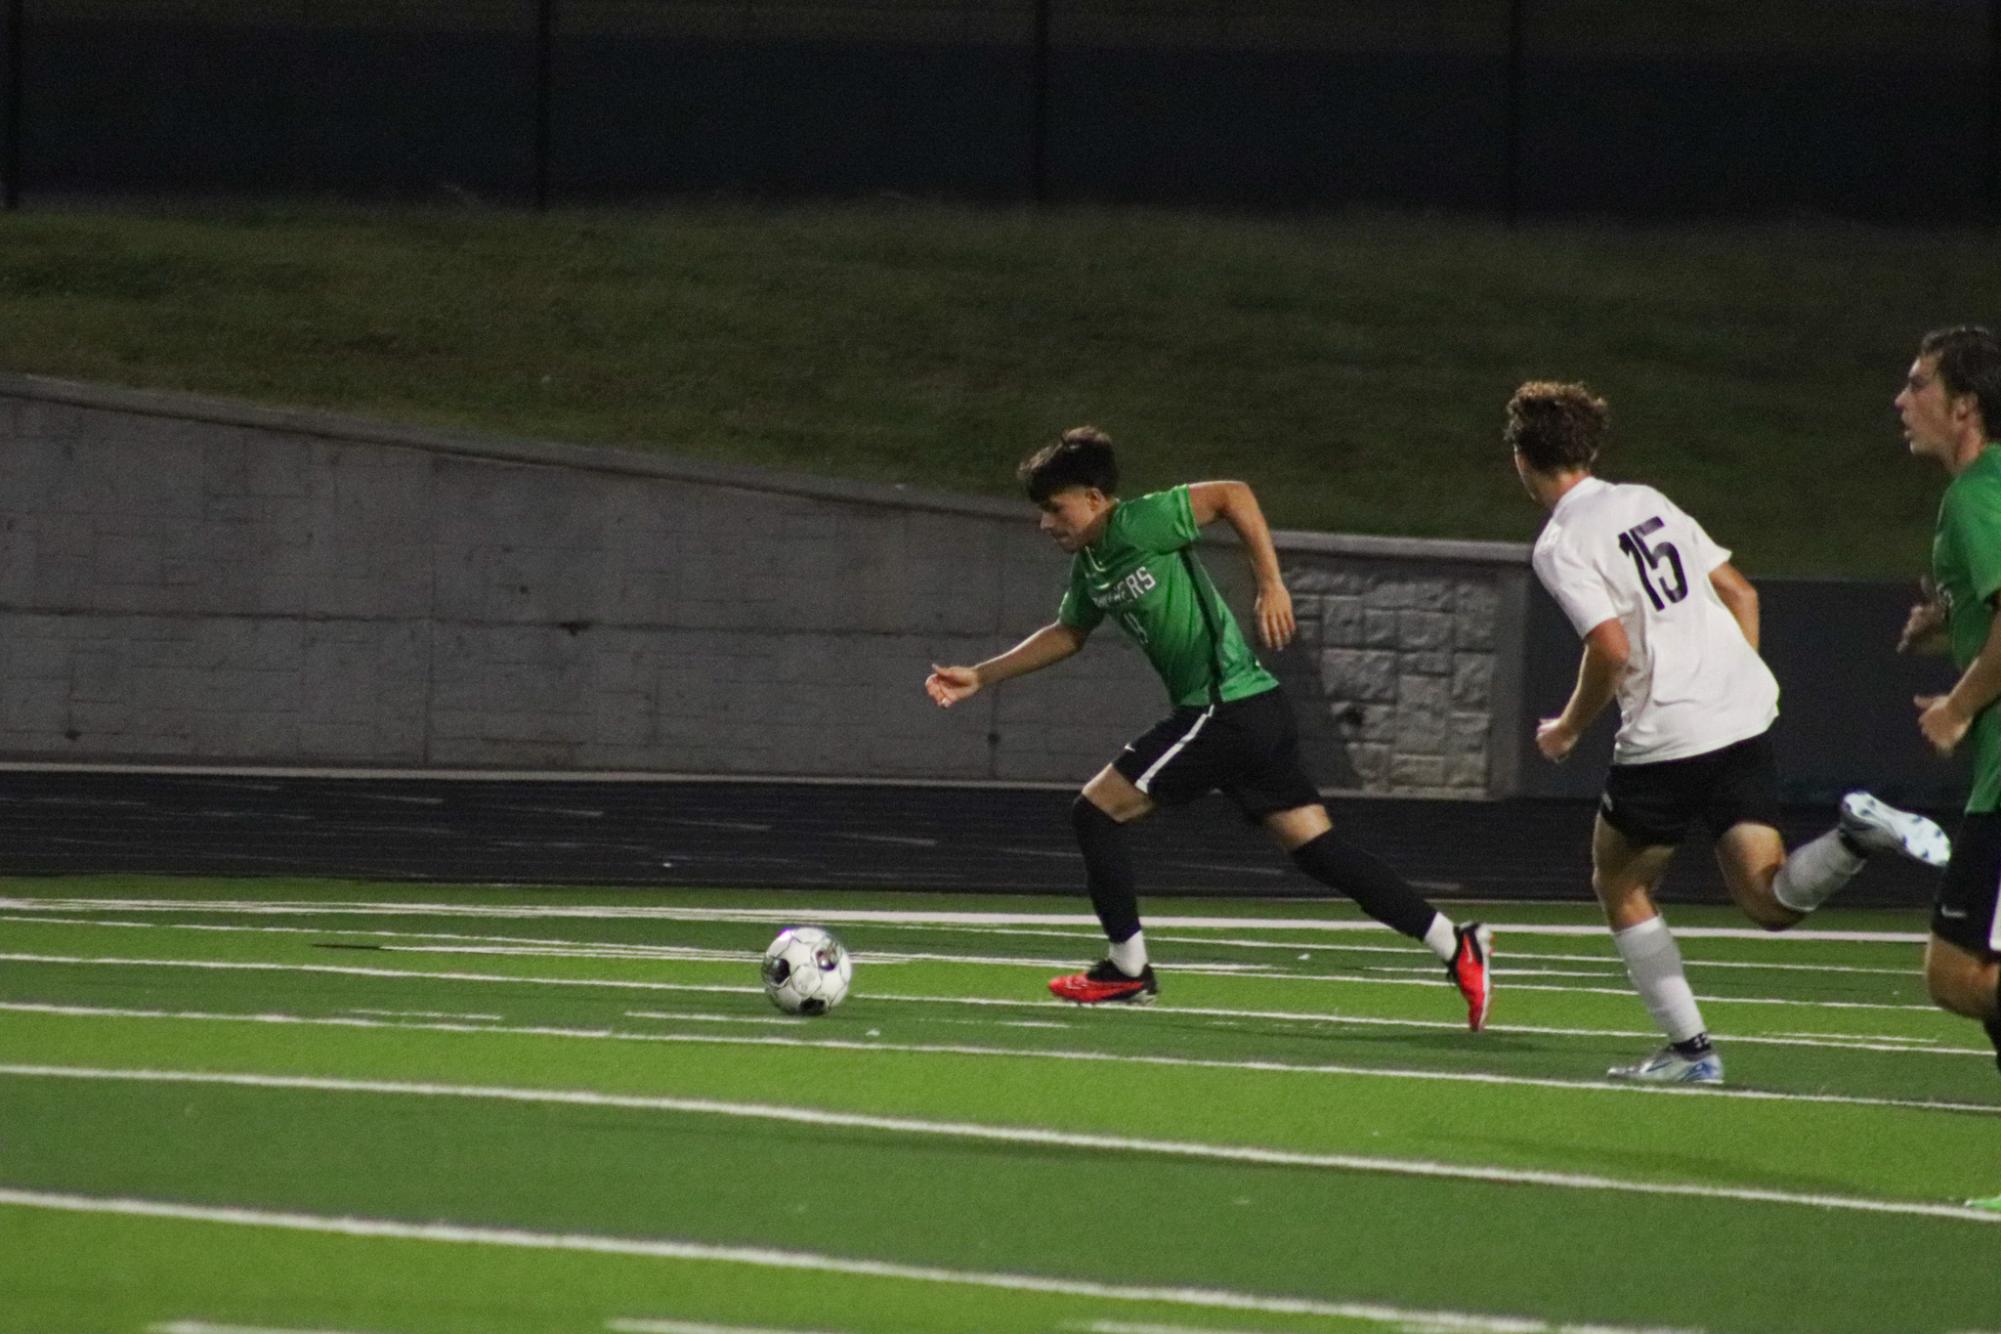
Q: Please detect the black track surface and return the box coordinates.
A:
[0,769,1949,908]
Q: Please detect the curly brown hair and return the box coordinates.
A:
[1019,425,1119,503]
[1505,381,1608,474]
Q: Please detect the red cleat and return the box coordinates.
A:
[1449,923,1493,1031]
[1049,959,1158,1005]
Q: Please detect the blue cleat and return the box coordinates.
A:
[1607,1045,1724,1085]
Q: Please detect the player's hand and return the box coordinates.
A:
[1916,693,1970,756]
[1255,582,1295,651]
[924,664,981,709]
[1896,578,1947,654]
[1535,716,1578,763]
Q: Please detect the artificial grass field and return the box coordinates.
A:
[2,877,1996,1334]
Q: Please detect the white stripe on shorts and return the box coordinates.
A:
[1135,707,1215,795]
[1990,864,2001,952]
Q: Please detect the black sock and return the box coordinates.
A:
[1072,796,1140,945]
[1288,829,1438,940]
[1672,1033,1714,1059]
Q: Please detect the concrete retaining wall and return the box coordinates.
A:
[0,375,1530,794]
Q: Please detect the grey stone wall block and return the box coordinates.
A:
[1361,607,1400,647]
[1394,704,1448,754]
[1451,654,1493,709]
[1397,672,1450,714]
[1448,711,1489,754]
[1398,609,1453,650]
[1454,578,1501,650]
[1398,650,1452,676]
[1318,648,1399,703]
[1289,566,1366,596]
[1316,596,1363,646]
[1364,575,1454,611]
[1345,743,1392,786]
[1390,754,1447,788]
[1443,753,1489,789]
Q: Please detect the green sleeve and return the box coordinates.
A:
[1946,483,2001,606]
[1119,485,1200,555]
[1058,562,1104,630]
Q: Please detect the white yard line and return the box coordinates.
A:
[1074,1319,1696,1334]
[0,950,1968,1055]
[3,1005,1993,1114]
[0,947,1938,1017]
[2,1069,1996,1225]
[152,1324,381,1334]
[0,912,1921,980]
[624,1010,1070,1032]
[609,1321,844,1334]
[0,898,1930,942]
[348,1008,503,1022]
[0,1185,1749,1329]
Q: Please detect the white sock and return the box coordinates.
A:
[1612,915,1707,1044]
[1108,931,1149,977]
[1772,827,1866,913]
[1421,913,1458,963]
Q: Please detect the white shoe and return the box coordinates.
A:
[1607,1045,1724,1085]
[1839,791,1951,868]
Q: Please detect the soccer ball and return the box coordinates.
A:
[760,926,852,1015]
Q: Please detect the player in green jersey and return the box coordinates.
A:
[1893,326,2001,1109]
[924,427,1493,1027]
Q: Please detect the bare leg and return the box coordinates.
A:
[1711,821,1806,931]
[1925,935,2001,1022]
[1594,815,1713,1063]
[1591,814,1677,930]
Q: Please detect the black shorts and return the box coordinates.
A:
[1598,732,1782,848]
[1112,686,1322,820]
[1935,811,2001,956]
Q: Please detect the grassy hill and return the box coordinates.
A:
[3,200,1993,576]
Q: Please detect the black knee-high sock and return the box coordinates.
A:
[1290,829,1439,940]
[1072,796,1140,944]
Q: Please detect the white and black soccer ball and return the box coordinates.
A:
[760,926,852,1015]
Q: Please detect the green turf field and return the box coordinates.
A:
[2,877,1995,1334]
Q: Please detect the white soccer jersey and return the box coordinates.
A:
[1532,476,1778,765]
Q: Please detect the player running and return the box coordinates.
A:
[924,426,1493,1028]
[1509,381,1949,1085]
[1891,327,2001,1121]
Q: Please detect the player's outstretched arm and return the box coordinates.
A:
[925,621,1089,709]
[1186,480,1293,650]
[1537,618,1628,762]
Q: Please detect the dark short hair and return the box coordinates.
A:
[1505,381,1609,473]
[1019,426,1119,503]
[1918,325,2001,439]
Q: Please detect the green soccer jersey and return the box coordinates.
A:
[1057,485,1280,708]
[1933,443,2001,813]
